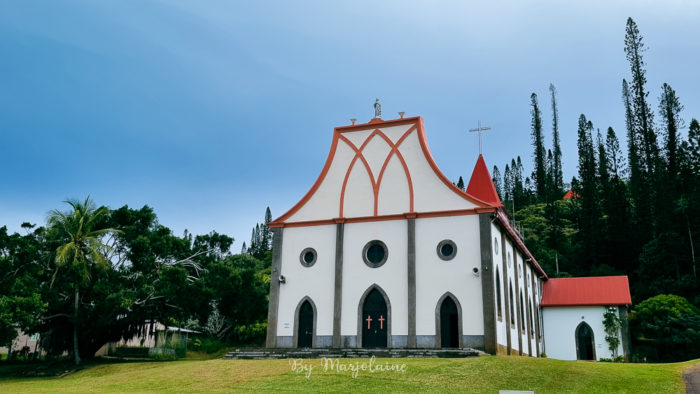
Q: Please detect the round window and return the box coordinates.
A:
[299,247,317,267]
[437,239,457,261]
[363,240,388,268]
[494,237,499,255]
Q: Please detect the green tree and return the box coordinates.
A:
[625,17,659,178]
[550,84,564,193]
[531,93,547,200]
[456,176,465,191]
[47,197,119,365]
[575,115,600,271]
[630,294,700,361]
[658,83,684,182]
[492,166,502,200]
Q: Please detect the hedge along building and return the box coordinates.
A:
[265,106,549,356]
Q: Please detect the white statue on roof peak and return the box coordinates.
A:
[374,98,381,119]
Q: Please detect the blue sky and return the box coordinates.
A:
[1,1,698,249]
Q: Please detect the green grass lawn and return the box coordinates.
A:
[0,355,696,393]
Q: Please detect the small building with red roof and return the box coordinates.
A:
[541,276,631,361]
[265,103,631,361]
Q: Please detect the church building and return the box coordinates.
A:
[265,106,630,360]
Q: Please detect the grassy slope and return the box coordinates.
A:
[0,356,694,393]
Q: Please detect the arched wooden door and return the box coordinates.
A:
[362,288,388,348]
[576,322,595,360]
[440,297,460,348]
[297,300,313,348]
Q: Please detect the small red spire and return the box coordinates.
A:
[466,155,502,206]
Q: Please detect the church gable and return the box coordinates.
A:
[271,116,495,226]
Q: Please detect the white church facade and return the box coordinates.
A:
[265,109,631,359]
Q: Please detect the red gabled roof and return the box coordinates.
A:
[540,276,632,306]
[466,155,502,207]
[562,190,580,200]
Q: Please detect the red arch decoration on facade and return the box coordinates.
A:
[269,116,495,226]
[338,125,416,217]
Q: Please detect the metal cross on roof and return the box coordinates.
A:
[469,121,491,155]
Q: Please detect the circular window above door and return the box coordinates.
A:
[363,240,388,268]
[437,240,457,261]
[299,248,317,267]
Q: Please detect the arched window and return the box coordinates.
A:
[509,282,515,327]
[496,268,503,321]
[529,300,535,338]
[520,292,525,333]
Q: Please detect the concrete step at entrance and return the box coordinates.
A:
[223,348,482,360]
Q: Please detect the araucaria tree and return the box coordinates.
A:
[550,84,564,193]
[658,83,684,183]
[530,93,547,201]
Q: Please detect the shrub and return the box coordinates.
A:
[230,322,266,345]
[189,337,228,354]
[630,294,700,362]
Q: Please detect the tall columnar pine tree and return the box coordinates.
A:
[575,115,600,270]
[604,127,635,272]
[492,166,503,200]
[503,163,513,210]
[550,84,564,193]
[530,93,547,201]
[625,17,659,177]
[605,127,625,178]
[658,83,684,184]
[456,176,465,191]
[622,78,651,237]
[515,157,525,209]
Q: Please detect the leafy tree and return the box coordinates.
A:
[630,294,700,361]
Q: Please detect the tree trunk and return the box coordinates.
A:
[73,288,81,365]
[687,216,696,278]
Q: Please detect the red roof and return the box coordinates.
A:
[466,155,502,207]
[562,190,580,200]
[540,276,632,306]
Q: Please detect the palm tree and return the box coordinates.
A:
[47,196,118,365]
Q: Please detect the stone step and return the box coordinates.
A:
[224,347,481,360]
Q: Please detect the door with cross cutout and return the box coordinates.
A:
[362,288,388,348]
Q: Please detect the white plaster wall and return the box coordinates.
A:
[415,215,483,336]
[287,142,353,222]
[542,306,624,361]
[342,158,375,217]
[526,265,537,354]
[400,132,478,212]
[491,224,508,348]
[341,220,408,336]
[516,253,530,355]
[276,225,336,336]
[504,238,519,352]
[376,155,410,215]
